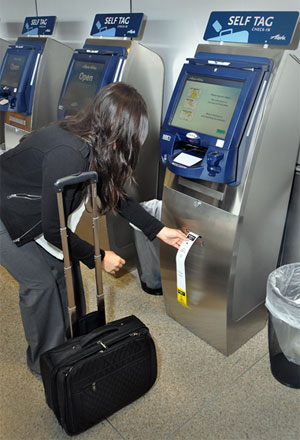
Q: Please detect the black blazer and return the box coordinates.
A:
[0,124,163,268]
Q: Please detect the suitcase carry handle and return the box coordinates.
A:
[55,171,104,337]
[80,327,119,348]
[78,315,146,348]
[54,171,98,192]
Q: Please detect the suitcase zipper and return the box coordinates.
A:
[96,332,140,350]
[95,331,143,350]
[59,367,74,432]
[65,366,73,376]
[96,340,108,350]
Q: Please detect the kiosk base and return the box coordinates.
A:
[160,181,268,355]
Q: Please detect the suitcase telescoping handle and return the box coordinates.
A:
[54,171,98,190]
[54,171,104,338]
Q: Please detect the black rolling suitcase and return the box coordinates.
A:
[40,172,157,436]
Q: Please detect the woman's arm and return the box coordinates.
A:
[118,196,164,240]
[118,196,187,248]
[41,146,126,274]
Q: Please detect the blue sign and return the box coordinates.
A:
[204,11,299,45]
[90,13,144,38]
[22,16,56,35]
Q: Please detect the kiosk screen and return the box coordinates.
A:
[171,75,243,139]
[61,60,105,111]
[0,54,26,88]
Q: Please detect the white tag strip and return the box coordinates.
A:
[176,231,199,307]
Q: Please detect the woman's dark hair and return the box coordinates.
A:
[59,82,148,214]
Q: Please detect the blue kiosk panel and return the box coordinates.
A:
[57,44,127,119]
[160,53,272,184]
[0,39,44,114]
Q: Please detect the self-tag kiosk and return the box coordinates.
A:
[0,38,9,150]
[57,42,126,120]
[159,42,299,355]
[58,36,164,259]
[0,36,73,150]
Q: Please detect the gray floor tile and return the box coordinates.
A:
[168,355,300,440]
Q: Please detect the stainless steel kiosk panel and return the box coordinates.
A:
[160,45,300,355]
[0,37,73,150]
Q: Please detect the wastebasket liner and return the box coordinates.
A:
[130,199,162,231]
[265,263,300,330]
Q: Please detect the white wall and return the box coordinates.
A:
[0,0,299,114]
[0,0,132,46]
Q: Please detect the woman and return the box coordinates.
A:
[0,82,186,375]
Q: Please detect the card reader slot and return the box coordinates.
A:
[173,142,207,167]
[177,142,207,156]
[178,176,224,201]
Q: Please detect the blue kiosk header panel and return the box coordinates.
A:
[0,38,44,114]
[58,44,127,119]
[91,13,143,38]
[159,52,272,184]
[204,11,299,45]
[22,16,56,36]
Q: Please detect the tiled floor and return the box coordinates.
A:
[0,263,299,440]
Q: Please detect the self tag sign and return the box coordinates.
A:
[204,11,299,45]
[90,13,144,38]
[22,16,56,35]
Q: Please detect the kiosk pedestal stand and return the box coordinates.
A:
[159,34,299,355]
[0,35,73,151]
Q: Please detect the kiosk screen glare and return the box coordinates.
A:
[171,75,243,139]
[0,54,26,88]
[61,60,105,111]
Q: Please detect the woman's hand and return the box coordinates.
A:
[156,227,187,250]
[102,250,126,275]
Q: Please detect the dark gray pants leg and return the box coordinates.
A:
[0,219,84,374]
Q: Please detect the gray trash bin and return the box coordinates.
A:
[131,199,163,296]
[265,263,300,388]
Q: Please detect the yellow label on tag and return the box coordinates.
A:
[177,287,188,307]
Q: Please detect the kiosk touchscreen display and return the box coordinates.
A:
[0,53,26,88]
[61,60,105,110]
[171,75,243,139]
